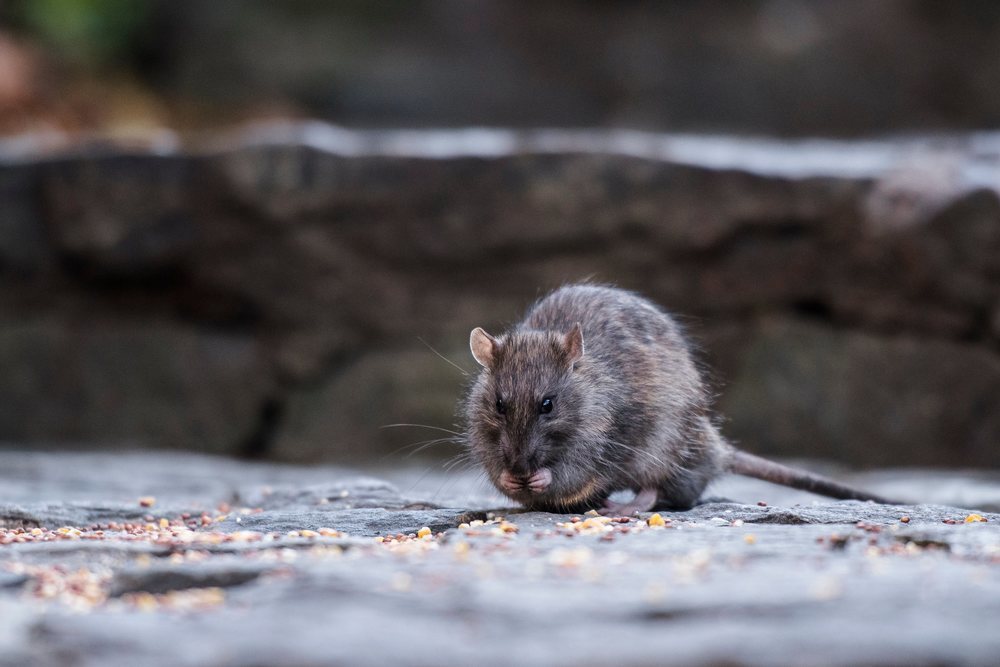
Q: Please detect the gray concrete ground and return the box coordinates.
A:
[1,451,998,667]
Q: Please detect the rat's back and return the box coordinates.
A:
[521,284,690,366]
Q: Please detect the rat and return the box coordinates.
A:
[463,283,892,515]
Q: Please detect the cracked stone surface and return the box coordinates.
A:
[1,451,998,667]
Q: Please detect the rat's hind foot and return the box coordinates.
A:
[597,487,658,516]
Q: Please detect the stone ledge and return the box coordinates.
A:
[0,452,997,667]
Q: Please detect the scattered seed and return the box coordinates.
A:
[828,534,850,550]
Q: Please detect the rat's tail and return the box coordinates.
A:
[726,448,895,504]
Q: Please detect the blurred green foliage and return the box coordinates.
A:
[7,0,149,68]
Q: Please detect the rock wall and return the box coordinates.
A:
[1,124,998,467]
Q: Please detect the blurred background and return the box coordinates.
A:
[0,0,998,470]
[5,0,1000,137]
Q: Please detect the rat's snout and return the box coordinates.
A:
[499,468,552,494]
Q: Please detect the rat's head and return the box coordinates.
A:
[464,323,602,510]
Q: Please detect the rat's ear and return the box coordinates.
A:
[564,323,584,364]
[470,327,498,368]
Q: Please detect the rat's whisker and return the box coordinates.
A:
[418,337,469,376]
[380,423,462,436]
[380,436,462,461]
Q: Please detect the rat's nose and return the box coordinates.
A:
[527,468,552,492]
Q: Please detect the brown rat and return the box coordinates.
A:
[463,283,892,514]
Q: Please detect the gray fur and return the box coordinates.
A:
[462,284,889,512]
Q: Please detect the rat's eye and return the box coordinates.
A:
[495,397,507,415]
[539,397,554,414]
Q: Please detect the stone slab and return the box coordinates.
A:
[0,452,998,666]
